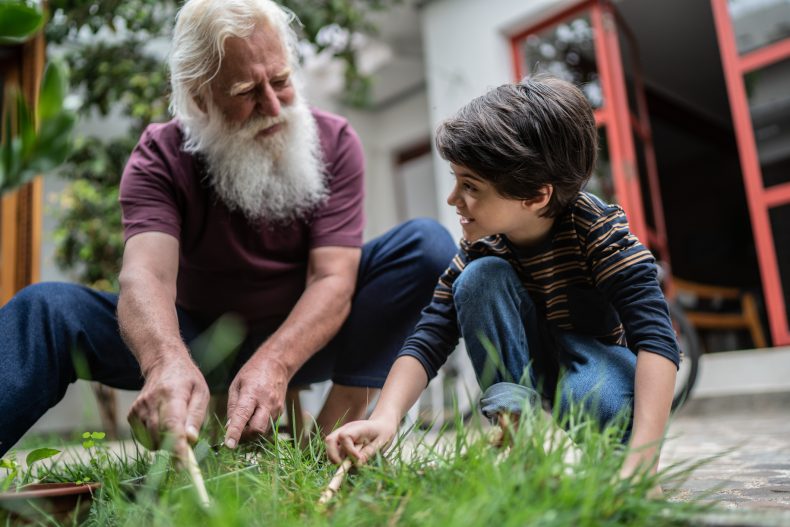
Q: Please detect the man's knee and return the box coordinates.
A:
[6,282,79,316]
[399,218,455,273]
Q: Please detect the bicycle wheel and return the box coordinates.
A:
[668,299,702,411]
[412,347,480,431]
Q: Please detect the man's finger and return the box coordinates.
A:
[225,384,240,429]
[159,394,189,461]
[242,406,270,440]
[185,384,209,444]
[129,398,162,450]
[224,394,255,449]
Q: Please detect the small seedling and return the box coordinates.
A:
[81,431,106,449]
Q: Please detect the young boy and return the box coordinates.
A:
[325,75,679,478]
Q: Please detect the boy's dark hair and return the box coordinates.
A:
[435,74,597,218]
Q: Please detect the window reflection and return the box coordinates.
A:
[521,16,603,108]
[586,127,616,203]
[744,59,790,187]
[728,0,790,54]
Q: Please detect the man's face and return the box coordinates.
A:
[190,22,327,224]
[207,22,295,136]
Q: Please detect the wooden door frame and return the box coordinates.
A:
[0,31,45,305]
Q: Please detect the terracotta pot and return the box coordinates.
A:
[0,482,101,524]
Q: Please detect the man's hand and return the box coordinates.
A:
[325,418,398,465]
[224,355,288,448]
[127,356,209,460]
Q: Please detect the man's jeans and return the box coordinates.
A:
[453,257,636,433]
[0,218,455,455]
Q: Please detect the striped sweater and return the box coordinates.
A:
[399,192,680,380]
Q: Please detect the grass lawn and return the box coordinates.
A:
[2,408,709,526]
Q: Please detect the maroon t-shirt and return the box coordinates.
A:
[119,108,365,331]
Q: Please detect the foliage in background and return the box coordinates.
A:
[0,61,76,194]
[0,0,45,45]
[48,0,399,290]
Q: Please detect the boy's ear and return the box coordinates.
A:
[522,185,553,211]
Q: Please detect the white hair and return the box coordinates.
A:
[169,0,300,142]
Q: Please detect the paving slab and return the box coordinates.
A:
[662,393,790,525]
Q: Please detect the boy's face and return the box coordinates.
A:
[446,163,554,247]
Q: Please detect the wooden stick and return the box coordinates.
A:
[318,458,353,506]
[185,446,211,509]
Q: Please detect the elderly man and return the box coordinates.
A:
[0,0,454,458]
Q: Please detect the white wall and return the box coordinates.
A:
[419,0,577,238]
[344,90,435,238]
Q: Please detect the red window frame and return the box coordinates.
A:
[711,0,790,345]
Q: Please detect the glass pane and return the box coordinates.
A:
[768,204,790,333]
[729,0,790,54]
[744,58,790,188]
[585,127,616,203]
[520,15,603,108]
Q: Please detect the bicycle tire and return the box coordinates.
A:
[668,299,702,411]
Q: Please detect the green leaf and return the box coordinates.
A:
[0,1,45,45]
[90,432,106,440]
[38,61,68,120]
[14,92,36,160]
[0,458,18,470]
[25,447,61,466]
[82,432,91,439]
[82,440,95,449]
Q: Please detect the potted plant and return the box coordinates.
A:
[0,437,103,524]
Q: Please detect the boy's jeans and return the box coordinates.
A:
[453,257,636,433]
[0,219,456,456]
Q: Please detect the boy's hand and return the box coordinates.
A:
[620,449,663,499]
[325,418,397,464]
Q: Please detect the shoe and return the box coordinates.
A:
[489,411,520,449]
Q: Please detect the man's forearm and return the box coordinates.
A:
[118,270,190,377]
[253,274,354,378]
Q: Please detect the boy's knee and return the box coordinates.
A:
[453,257,516,300]
[559,380,632,430]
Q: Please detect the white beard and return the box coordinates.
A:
[183,97,328,224]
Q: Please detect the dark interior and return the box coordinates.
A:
[617,0,761,290]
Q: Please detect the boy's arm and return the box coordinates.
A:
[623,351,677,478]
[325,356,428,464]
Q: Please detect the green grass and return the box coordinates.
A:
[2,408,710,527]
